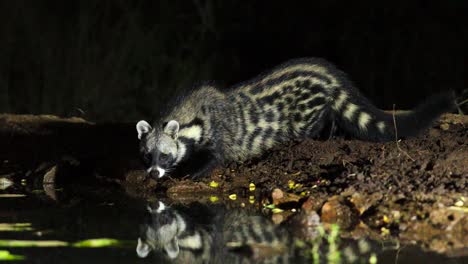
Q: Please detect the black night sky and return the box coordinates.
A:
[0,1,466,121]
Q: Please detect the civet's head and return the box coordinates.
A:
[136,202,186,259]
[136,120,185,178]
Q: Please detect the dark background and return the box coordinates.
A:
[0,0,466,122]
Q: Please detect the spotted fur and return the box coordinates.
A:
[136,58,454,178]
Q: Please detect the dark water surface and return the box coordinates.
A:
[0,183,466,264]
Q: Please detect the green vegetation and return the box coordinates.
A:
[0,250,25,261]
[72,238,134,248]
[304,224,379,264]
[326,224,341,264]
[0,240,68,247]
[0,223,33,232]
[0,238,133,248]
[0,194,26,198]
[311,225,325,264]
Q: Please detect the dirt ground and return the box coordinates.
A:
[124,114,467,256]
[1,113,467,257]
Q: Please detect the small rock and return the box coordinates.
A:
[349,192,383,216]
[301,195,327,212]
[43,166,57,184]
[439,123,450,131]
[0,177,14,190]
[321,196,359,229]
[272,188,284,201]
[271,188,301,205]
[43,166,58,201]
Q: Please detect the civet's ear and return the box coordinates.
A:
[146,204,154,213]
[163,120,179,139]
[136,238,151,258]
[164,237,180,259]
[136,120,152,140]
[156,201,166,213]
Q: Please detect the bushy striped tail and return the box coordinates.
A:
[332,89,455,142]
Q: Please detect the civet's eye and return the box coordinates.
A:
[159,153,170,163]
[143,153,152,165]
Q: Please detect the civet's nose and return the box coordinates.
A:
[147,166,165,178]
[149,170,159,178]
[147,167,159,178]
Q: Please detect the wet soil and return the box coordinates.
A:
[1,113,467,258]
